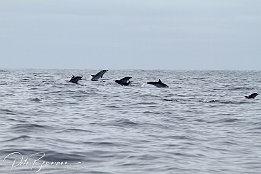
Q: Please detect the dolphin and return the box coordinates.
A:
[69,75,82,84]
[147,79,169,88]
[115,77,132,86]
[91,70,108,81]
[245,93,259,99]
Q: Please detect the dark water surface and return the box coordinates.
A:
[0,69,260,174]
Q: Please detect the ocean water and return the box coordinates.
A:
[0,69,260,174]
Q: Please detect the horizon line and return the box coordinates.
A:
[0,67,260,72]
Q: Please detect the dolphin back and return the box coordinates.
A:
[91,70,108,81]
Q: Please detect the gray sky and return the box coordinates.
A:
[0,0,261,70]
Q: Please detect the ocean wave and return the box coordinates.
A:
[4,135,31,142]
[1,149,85,162]
[10,123,50,133]
[62,128,95,133]
[43,151,86,162]
[228,87,255,91]
[112,119,139,127]
[204,99,250,105]
[216,118,241,123]
[162,98,178,102]
[0,109,17,115]
[1,69,261,174]
[29,98,41,102]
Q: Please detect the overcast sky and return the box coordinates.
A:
[0,0,261,70]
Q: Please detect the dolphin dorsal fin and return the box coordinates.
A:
[158,79,162,83]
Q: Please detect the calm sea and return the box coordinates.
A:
[0,69,260,174]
